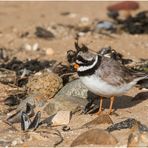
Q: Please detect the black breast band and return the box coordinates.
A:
[78,55,102,76]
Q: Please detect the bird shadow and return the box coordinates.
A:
[103,91,148,109]
[87,91,148,111]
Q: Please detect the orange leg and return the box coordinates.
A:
[96,96,103,115]
[109,96,115,115]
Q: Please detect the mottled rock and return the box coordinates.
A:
[56,79,88,98]
[128,131,148,147]
[44,95,87,115]
[71,129,118,146]
[27,71,63,100]
[52,110,71,126]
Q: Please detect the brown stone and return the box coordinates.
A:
[71,129,118,147]
[82,114,113,128]
[27,71,63,100]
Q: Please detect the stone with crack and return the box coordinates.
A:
[27,71,63,100]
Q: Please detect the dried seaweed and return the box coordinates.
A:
[35,26,55,39]
[98,47,133,65]
[106,118,148,132]
[108,11,148,34]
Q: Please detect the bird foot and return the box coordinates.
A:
[95,108,104,115]
[95,111,102,115]
[108,110,119,116]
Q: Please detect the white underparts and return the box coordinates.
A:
[80,74,137,97]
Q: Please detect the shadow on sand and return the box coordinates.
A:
[87,91,148,112]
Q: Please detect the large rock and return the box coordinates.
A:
[71,129,118,146]
[27,71,63,100]
[43,95,87,115]
[56,79,98,100]
[56,79,88,98]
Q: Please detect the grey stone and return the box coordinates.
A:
[56,79,88,99]
[16,94,36,112]
[43,95,87,115]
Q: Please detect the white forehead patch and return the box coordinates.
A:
[87,57,94,61]
[76,60,83,64]
[78,55,98,72]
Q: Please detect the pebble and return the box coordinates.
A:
[68,13,77,18]
[80,17,89,23]
[21,43,40,51]
[32,43,39,51]
[22,43,32,51]
[35,26,55,39]
[51,110,71,126]
[11,140,17,146]
[44,48,54,55]
[71,129,118,146]
[96,21,114,31]
[77,32,85,37]
[61,12,77,18]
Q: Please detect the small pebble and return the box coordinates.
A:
[11,140,17,146]
[23,43,32,51]
[45,48,54,55]
[68,13,77,18]
[52,110,71,126]
[32,43,39,51]
[80,17,89,23]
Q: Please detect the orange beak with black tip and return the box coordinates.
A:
[74,63,79,71]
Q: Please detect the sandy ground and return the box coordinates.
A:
[0,1,148,60]
[0,1,148,147]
